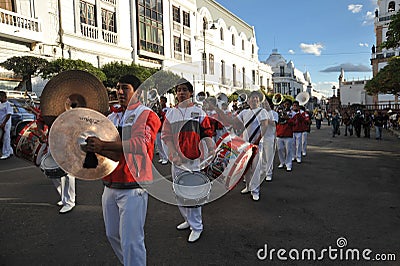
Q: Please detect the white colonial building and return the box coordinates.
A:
[0,0,272,98]
[265,49,312,98]
[371,0,400,104]
[338,69,373,106]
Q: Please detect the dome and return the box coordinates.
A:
[265,49,286,66]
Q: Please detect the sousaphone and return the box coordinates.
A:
[40,70,109,126]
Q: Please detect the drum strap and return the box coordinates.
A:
[248,125,260,143]
[245,109,262,143]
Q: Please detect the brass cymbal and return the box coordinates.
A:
[48,108,119,180]
[40,70,109,126]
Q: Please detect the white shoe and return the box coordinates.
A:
[158,158,163,163]
[188,230,202,242]
[0,155,10,160]
[296,159,302,164]
[240,187,249,194]
[59,205,74,214]
[302,152,306,156]
[265,176,272,181]
[56,201,63,206]
[252,194,260,201]
[278,164,284,169]
[176,221,190,230]
[286,167,292,172]
[161,160,168,165]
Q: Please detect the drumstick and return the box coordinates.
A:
[199,155,214,169]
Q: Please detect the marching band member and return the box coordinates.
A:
[276,99,295,172]
[156,96,169,164]
[300,107,311,156]
[162,79,214,243]
[0,91,13,160]
[260,97,278,181]
[291,100,305,164]
[210,91,268,201]
[85,74,161,266]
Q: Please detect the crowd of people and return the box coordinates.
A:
[318,108,399,140]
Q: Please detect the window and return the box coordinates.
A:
[174,36,181,52]
[138,0,164,55]
[232,34,235,46]
[252,70,256,85]
[221,60,225,83]
[172,5,180,23]
[233,64,237,86]
[242,67,245,88]
[280,66,285,77]
[209,54,214,75]
[102,9,116,32]
[220,28,224,40]
[202,52,207,74]
[242,39,245,50]
[252,44,254,55]
[388,1,395,12]
[0,0,15,11]
[184,39,191,54]
[80,1,96,26]
[183,11,190,27]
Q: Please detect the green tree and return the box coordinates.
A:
[40,58,106,81]
[380,11,400,50]
[365,56,400,95]
[0,56,48,91]
[101,61,157,88]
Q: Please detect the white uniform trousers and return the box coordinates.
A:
[301,132,308,156]
[102,187,148,266]
[243,144,262,196]
[156,132,168,161]
[1,123,13,157]
[292,132,302,161]
[277,137,293,168]
[52,174,75,207]
[260,137,276,178]
[172,164,203,232]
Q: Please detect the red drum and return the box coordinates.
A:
[204,132,256,190]
[15,121,48,166]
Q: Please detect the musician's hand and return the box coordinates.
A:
[263,101,271,111]
[85,136,104,153]
[169,150,182,165]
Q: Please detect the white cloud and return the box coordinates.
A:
[299,43,324,56]
[320,63,371,73]
[362,11,375,25]
[359,43,369,47]
[348,4,363,13]
[312,81,339,97]
[288,49,295,54]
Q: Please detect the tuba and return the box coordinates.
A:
[147,88,159,110]
[272,93,284,106]
[195,91,207,103]
[295,92,310,106]
[216,93,228,108]
[237,93,247,106]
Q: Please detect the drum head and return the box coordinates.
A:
[41,153,58,169]
[173,172,211,201]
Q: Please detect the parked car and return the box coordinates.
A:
[8,98,36,139]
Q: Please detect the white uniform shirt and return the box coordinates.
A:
[263,110,278,140]
[0,101,12,126]
[238,107,268,143]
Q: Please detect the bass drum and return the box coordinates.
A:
[14,121,48,166]
[204,133,256,190]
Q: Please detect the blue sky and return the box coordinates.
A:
[215,0,377,96]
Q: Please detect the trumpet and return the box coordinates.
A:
[272,93,284,106]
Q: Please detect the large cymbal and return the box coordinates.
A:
[40,70,109,126]
[48,108,119,180]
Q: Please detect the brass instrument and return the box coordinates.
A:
[272,93,284,106]
[295,91,310,106]
[195,91,207,103]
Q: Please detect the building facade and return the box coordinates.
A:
[0,0,273,98]
[265,49,312,99]
[371,0,400,104]
[338,69,373,106]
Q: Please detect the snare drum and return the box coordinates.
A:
[204,133,256,190]
[15,121,48,166]
[173,172,211,207]
[40,152,67,178]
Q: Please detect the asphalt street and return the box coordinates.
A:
[0,122,399,265]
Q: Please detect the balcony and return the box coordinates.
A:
[102,29,117,44]
[0,8,42,43]
[81,23,99,40]
[101,0,116,5]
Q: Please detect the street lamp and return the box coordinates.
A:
[332,85,336,97]
[202,20,217,93]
